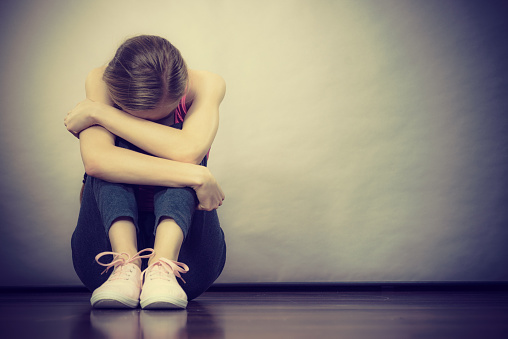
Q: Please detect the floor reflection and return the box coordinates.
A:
[183,301,225,338]
[3,290,508,339]
[80,301,224,339]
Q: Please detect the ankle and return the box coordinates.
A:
[131,258,142,269]
[147,256,159,267]
[124,253,142,269]
[148,254,179,266]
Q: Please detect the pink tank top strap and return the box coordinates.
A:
[174,94,187,124]
[174,80,191,124]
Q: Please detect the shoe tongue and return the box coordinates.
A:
[153,262,166,272]
[149,262,171,278]
[113,262,136,274]
[115,263,128,270]
[109,264,129,280]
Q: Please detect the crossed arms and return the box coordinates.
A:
[65,67,226,210]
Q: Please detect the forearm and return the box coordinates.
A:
[80,127,205,188]
[83,145,205,188]
[94,106,203,163]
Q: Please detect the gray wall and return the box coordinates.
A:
[1,0,507,286]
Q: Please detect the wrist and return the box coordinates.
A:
[90,102,109,126]
[190,166,210,190]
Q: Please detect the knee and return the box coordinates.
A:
[92,176,132,193]
[156,186,196,199]
[155,187,198,208]
[91,176,136,203]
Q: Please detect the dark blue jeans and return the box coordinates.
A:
[91,176,199,240]
[71,125,226,301]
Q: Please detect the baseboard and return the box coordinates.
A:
[1,282,508,294]
[206,282,508,292]
[0,286,90,293]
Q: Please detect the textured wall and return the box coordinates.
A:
[0,0,507,286]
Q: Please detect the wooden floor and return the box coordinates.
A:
[1,289,508,338]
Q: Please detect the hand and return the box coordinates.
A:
[193,168,225,211]
[64,99,102,137]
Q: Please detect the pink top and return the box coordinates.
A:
[174,94,188,124]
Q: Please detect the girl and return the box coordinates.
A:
[64,35,227,309]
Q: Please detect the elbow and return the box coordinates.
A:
[169,140,207,164]
[83,153,110,178]
[175,150,206,165]
[83,158,103,178]
[181,147,207,165]
[179,153,204,165]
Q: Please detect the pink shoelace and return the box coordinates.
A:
[141,257,190,284]
[95,249,155,277]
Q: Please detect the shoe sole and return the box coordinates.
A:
[91,292,139,309]
[140,296,188,309]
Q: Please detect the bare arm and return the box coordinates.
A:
[80,126,205,187]
[72,68,224,210]
[86,69,225,164]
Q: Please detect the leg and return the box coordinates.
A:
[151,188,227,301]
[140,187,197,309]
[178,209,226,301]
[109,217,141,268]
[148,145,208,265]
[151,217,184,263]
[71,176,112,292]
[73,175,155,308]
[95,137,145,267]
[92,175,142,267]
[149,186,198,265]
[141,186,226,308]
[71,175,142,291]
[143,122,215,271]
[147,159,225,301]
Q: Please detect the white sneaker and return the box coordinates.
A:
[140,258,189,309]
[90,249,154,308]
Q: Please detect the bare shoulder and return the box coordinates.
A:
[189,69,226,102]
[191,69,225,86]
[85,66,113,105]
[86,66,106,85]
